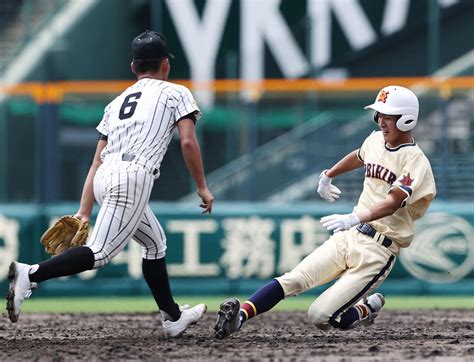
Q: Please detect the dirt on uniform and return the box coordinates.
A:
[0,310,473,361]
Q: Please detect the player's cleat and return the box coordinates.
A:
[161,303,207,338]
[5,261,37,323]
[358,293,385,326]
[214,298,241,339]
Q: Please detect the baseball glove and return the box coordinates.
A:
[40,216,90,256]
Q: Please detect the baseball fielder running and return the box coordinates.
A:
[7,30,214,337]
[214,85,436,338]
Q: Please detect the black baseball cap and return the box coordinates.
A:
[132,30,174,60]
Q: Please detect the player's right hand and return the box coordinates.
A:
[317,170,341,203]
[197,187,214,214]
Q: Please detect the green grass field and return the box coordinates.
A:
[20,296,474,314]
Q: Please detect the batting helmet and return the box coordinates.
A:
[364,85,419,131]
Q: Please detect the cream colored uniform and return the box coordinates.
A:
[277,130,436,330]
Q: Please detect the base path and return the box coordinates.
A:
[0,310,473,360]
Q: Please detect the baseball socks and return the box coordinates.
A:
[142,257,181,322]
[28,246,95,283]
[239,279,285,328]
[333,293,385,330]
[335,306,368,329]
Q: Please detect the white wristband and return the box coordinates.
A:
[320,170,332,185]
[355,209,372,224]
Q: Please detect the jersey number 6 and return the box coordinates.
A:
[119,92,142,120]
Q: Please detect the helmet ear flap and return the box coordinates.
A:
[373,111,379,123]
[396,115,417,131]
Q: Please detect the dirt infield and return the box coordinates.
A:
[0,310,473,361]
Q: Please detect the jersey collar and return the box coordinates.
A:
[384,139,416,152]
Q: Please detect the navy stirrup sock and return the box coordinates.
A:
[240,279,284,323]
[333,307,361,330]
[29,246,95,283]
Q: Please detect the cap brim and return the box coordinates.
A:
[364,103,391,113]
[132,54,175,60]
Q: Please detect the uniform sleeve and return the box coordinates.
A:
[175,87,201,123]
[357,132,375,163]
[356,148,364,163]
[96,104,111,135]
[389,154,437,211]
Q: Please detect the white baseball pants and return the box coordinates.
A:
[87,160,167,268]
[276,228,396,330]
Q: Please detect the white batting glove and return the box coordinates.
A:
[320,213,360,233]
[317,170,341,203]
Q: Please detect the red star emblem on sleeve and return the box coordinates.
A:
[401,173,414,187]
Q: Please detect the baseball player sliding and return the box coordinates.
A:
[7,30,213,337]
[214,86,436,338]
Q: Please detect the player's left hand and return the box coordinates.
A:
[320,213,360,233]
[73,212,90,222]
[40,216,90,256]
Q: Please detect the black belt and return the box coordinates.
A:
[122,153,135,162]
[356,223,393,248]
[122,154,158,176]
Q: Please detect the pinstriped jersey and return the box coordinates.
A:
[355,131,436,248]
[96,78,201,176]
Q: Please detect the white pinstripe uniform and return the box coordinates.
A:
[88,78,200,268]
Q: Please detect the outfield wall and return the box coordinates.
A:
[0,202,473,296]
